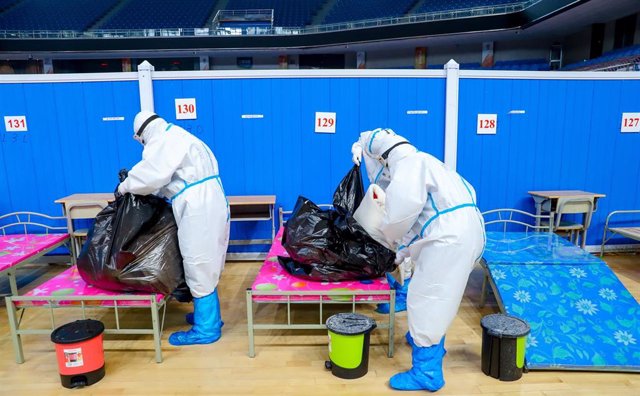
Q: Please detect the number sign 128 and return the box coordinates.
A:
[477,114,497,135]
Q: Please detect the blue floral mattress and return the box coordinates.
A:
[483,232,640,371]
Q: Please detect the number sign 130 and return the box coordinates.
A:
[315,112,336,133]
[621,112,640,133]
[477,114,497,135]
[175,98,197,120]
[5,116,28,132]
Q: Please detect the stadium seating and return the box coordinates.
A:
[323,0,416,25]
[224,0,325,27]
[0,0,118,30]
[0,0,20,12]
[427,58,550,71]
[413,0,523,14]
[563,45,640,71]
[100,0,218,29]
[0,0,534,31]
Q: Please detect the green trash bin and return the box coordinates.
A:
[325,313,376,379]
[480,313,530,381]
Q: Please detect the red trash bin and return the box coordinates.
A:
[51,319,105,388]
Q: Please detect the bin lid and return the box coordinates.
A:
[51,319,105,344]
[326,313,376,336]
[481,314,530,338]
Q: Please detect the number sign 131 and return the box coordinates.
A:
[315,112,336,133]
[477,114,497,135]
[5,116,28,132]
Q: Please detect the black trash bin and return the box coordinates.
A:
[480,314,530,381]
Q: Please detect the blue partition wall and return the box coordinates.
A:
[0,79,141,215]
[457,77,640,245]
[1,73,638,248]
[0,75,446,246]
[153,76,445,248]
[152,77,445,210]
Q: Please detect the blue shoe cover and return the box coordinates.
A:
[376,274,410,314]
[389,337,446,392]
[170,289,223,346]
[186,311,224,327]
[405,332,447,355]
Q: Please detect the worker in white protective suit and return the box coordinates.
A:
[358,148,413,315]
[118,111,230,346]
[351,128,485,391]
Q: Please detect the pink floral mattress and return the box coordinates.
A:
[0,234,69,273]
[16,266,165,308]
[251,228,390,302]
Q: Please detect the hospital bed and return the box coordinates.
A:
[2,215,168,363]
[480,209,640,372]
[600,209,640,256]
[0,212,70,296]
[245,206,395,358]
[5,266,168,364]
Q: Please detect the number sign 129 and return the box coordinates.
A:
[315,112,336,133]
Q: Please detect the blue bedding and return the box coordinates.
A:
[483,231,640,371]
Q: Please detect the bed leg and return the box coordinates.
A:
[246,289,255,358]
[150,300,163,363]
[388,290,395,358]
[6,297,25,364]
[7,270,18,297]
[480,272,488,308]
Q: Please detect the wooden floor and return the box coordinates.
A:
[0,253,638,395]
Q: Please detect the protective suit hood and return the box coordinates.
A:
[358,128,416,185]
[133,111,166,145]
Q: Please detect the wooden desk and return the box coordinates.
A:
[527,190,606,243]
[55,193,115,262]
[227,195,276,247]
[55,193,276,258]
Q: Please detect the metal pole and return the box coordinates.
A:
[137,60,155,112]
[444,59,460,171]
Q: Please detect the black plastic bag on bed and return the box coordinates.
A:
[77,181,189,298]
[278,165,396,282]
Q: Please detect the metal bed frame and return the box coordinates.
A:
[0,212,69,296]
[245,206,396,358]
[2,212,168,363]
[479,209,552,308]
[5,293,168,364]
[600,210,640,256]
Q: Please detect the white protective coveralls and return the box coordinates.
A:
[119,112,230,299]
[353,128,485,347]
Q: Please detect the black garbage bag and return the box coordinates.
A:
[77,176,189,298]
[332,163,365,214]
[278,165,396,281]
